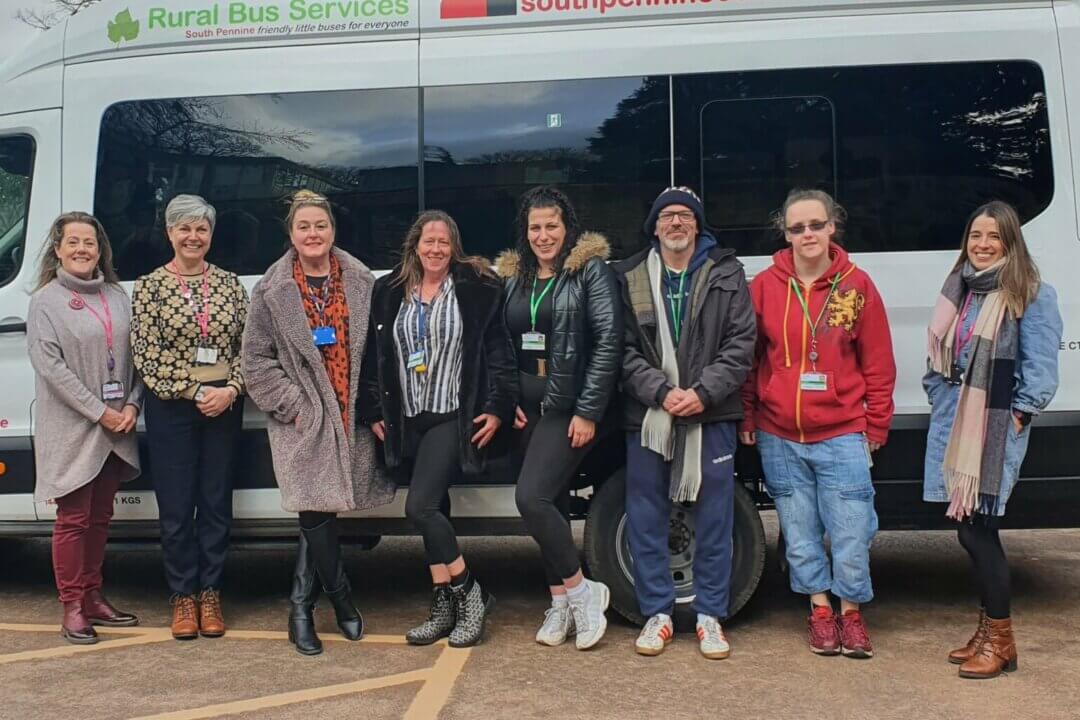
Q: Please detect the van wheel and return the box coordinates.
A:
[584,470,766,629]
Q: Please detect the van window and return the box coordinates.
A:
[95,90,420,279]
[675,61,1053,255]
[0,136,34,287]
[423,77,670,261]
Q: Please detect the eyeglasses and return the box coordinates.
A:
[785,221,829,235]
[658,211,696,225]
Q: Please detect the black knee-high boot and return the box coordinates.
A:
[288,533,323,655]
[301,519,363,640]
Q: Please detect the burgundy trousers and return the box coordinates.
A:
[52,453,126,603]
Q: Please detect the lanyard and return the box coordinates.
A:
[414,293,428,346]
[530,275,557,331]
[790,273,842,369]
[307,275,333,327]
[665,268,687,345]
[70,290,116,375]
[954,292,977,356]
[168,262,211,340]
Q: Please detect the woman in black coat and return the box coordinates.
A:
[494,187,624,650]
[359,210,517,648]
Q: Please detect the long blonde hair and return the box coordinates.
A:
[35,212,120,291]
[952,201,1040,317]
[393,210,491,291]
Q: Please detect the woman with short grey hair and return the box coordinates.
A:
[131,193,248,640]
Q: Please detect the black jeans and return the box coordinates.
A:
[403,412,462,565]
[144,391,243,596]
[958,515,1011,619]
[514,373,592,586]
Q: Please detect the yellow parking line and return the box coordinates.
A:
[404,646,472,720]
[0,623,169,637]
[0,632,174,664]
[126,667,432,720]
[223,629,414,645]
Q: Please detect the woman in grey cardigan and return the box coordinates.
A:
[243,190,394,656]
[28,212,141,644]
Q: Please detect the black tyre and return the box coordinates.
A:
[584,469,766,628]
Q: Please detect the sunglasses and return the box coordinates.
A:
[785,221,830,235]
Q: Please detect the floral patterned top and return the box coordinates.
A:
[131,263,248,400]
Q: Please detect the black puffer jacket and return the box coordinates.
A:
[495,233,624,422]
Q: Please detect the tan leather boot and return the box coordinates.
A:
[948,609,987,664]
[958,616,1017,679]
[198,588,226,638]
[170,595,199,640]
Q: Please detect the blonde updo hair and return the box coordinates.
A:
[285,189,336,231]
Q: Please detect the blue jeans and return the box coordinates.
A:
[625,422,736,619]
[757,431,878,604]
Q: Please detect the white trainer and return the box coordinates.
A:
[696,615,731,660]
[535,603,574,646]
[568,579,609,650]
[635,613,674,656]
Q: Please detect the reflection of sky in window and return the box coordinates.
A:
[425,77,648,161]
[218,90,418,169]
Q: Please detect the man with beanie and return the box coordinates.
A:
[614,186,756,658]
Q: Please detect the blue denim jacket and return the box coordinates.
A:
[922,282,1062,515]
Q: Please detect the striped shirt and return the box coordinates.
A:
[394,276,463,417]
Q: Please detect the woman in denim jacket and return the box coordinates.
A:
[923,200,1062,680]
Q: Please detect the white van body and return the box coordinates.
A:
[1,0,1077,620]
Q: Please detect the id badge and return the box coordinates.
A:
[800,372,828,392]
[312,326,338,347]
[102,381,125,401]
[521,331,546,352]
[195,346,218,365]
[407,349,427,373]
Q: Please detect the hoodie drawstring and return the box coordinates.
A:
[783,282,792,368]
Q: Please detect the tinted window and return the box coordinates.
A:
[96,90,420,279]
[423,77,670,261]
[0,136,34,287]
[675,62,1053,254]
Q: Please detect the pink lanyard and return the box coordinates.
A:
[168,262,211,339]
[69,290,116,375]
[954,292,977,356]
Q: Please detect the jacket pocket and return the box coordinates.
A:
[798,371,846,429]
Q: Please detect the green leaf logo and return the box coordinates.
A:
[106,9,140,47]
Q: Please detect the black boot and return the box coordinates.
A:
[406,585,455,646]
[302,519,363,641]
[448,573,495,648]
[288,533,323,655]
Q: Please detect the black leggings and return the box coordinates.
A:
[403,412,462,565]
[299,512,335,530]
[957,517,1010,619]
[514,373,592,586]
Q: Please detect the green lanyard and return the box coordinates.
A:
[666,268,687,345]
[790,273,842,369]
[530,275,557,331]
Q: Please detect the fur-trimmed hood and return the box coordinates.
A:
[495,232,611,279]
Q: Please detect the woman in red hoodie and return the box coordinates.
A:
[740,189,896,659]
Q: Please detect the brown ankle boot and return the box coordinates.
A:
[948,609,988,664]
[958,616,1017,679]
[198,588,226,638]
[170,595,199,640]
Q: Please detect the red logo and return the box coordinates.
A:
[441,0,517,19]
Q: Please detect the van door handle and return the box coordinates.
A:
[0,316,26,334]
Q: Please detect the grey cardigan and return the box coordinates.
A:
[27,269,142,501]
[242,248,394,513]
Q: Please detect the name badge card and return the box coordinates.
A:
[102,381,125,401]
[196,346,219,365]
[800,372,828,392]
[407,349,427,373]
[312,326,337,347]
[521,332,546,352]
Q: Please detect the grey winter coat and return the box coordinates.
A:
[614,244,757,430]
[494,232,624,422]
[27,269,142,501]
[242,248,395,513]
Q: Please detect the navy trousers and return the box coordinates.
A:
[625,421,736,619]
[145,392,243,596]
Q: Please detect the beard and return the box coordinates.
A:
[659,234,693,254]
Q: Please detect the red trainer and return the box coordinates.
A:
[838,610,874,659]
[807,605,841,655]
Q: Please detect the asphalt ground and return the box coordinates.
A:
[1,518,1079,720]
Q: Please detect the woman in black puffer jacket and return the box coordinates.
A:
[495,186,623,651]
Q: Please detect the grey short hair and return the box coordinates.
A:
[165,194,216,232]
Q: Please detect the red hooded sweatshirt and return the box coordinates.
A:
[740,245,896,445]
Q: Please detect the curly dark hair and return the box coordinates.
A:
[514,186,581,284]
